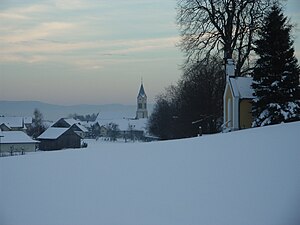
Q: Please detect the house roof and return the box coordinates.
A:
[24,117,33,124]
[0,123,11,130]
[53,118,88,132]
[229,77,254,99]
[73,123,89,132]
[0,131,38,144]
[0,117,24,129]
[64,118,80,126]
[37,127,70,140]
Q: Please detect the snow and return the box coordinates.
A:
[63,119,88,132]
[0,117,25,129]
[254,101,300,126]
[0,131,38,144]
[63,118,80,126]
[73,123,89,132]
[1,122,300,225]
[37,127,69,139]
[230,77,254,99]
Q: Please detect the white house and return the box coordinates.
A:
[0,131,39,155]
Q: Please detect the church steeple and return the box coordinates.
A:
[138,83,146,98]
[136,80,148,119]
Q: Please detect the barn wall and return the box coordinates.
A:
[39,130,81,151]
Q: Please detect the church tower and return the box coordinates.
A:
[136,81,148,119]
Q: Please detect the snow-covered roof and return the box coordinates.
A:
[0,123,11,129]
[0,131,38,144]
[24,117,33,124]
[64,118,80,126]
[52,118,88,132]
[229,77,254,99]
[0,117,24,128]
[72,123,89,132]
[37,127,69,140]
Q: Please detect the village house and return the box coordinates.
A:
[0,123,11,131]
[37,127,82,151]
[0,131,39,156]
[0,116,32,132]
[94,117,148,141]
[90,121,108,138]
[223,59,255,131]
[51,118,88,138]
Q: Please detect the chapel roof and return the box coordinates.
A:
[229,77,254,99]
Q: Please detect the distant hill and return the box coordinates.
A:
[0,101,153,121]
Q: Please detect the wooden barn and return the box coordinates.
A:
[52,118,88,138]
[37,127,82,151]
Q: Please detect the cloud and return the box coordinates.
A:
[0,1,181,70]
[53,0,94,10]
[0,12,29,20]
[14,4,49,14]
[0,54,48,64]
[1,36,179,55]
[1,22,77,43]
[0,35,180,70]
[0,4,49,21]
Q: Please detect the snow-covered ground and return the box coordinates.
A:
[1,122,300,225]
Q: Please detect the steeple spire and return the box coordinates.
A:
[138,81,146,98]
[136,79,148,119]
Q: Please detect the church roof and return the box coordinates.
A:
[138,84,147,97]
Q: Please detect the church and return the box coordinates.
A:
[223,59,255,131]
[136,82,148,119]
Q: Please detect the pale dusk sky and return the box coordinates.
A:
[0,0,299,105]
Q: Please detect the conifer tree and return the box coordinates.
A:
[252,4,300,127]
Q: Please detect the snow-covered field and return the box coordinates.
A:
[1,122,300,225]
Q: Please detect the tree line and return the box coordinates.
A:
[148,56,225,139]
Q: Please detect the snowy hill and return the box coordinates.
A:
[1,122,300,225]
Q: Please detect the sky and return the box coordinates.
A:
[0,0,299,106]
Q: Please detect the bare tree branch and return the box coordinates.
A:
[177,0,277,75]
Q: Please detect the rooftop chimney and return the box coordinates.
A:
[226,58,235,78]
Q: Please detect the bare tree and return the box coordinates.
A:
[27,109,46,139]
[177,0,277,75]
[106,123,120,142]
